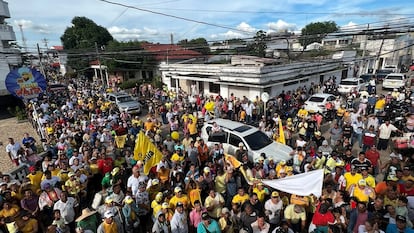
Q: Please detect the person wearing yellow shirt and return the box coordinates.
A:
[360,167,376,188]
[336,105,346,126]
[131,117,142,127]
[348,179,376,203]
[232,187,249,205]
[27,166,43,193]
[275,160,290,178]
[343,166,363,191]
[252,182,268,203]
[0,202,20,219]
[170,149,186,164]
[374,96,386,113]
[204,189,225,219]
[144,118,155,132]
[169,186,190,211]
[151,192,164,219]
[187,117,198,139]
[297,107,308,119]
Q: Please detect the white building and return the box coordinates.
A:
[160,56,347,100]
[0,0,21,96]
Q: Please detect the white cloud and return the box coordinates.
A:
[236,22,256,33]
[221,30,244,39]
[143,27,158,35]
[13,19,53,34]
[340,21,358,30]
[108,26,143,40]
[267,20,297,32]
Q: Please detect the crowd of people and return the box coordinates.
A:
[1,77,414,233]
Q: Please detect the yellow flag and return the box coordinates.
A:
[277,118,286,145]
[115,135,127,148]
[134,131,163,174]
[224,153,242,168]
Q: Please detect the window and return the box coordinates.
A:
[171,78,177,88]
[208,132,228,143]
[209,82,220,94]
[244,131,272,150]
[229,133,243,147]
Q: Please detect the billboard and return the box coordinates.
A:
[5,67,47,100]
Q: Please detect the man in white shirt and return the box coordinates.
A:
[54,191,79,228]
[265,191,283,230]
[377,120,400,151]
[5,138,21,166]
[127,166,147,196]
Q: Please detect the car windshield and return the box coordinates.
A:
[340,81,358,86]
[244,131,272,150]
[118,96,133,102]
[386,76,403,81]
[307,97,325,103]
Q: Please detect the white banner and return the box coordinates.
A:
[262,169,324,197]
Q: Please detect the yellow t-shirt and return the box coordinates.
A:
[363,175,376,188]
[232,194,249,205]
[337,108,346,117]
[169,195,189,210]
[27,172,43,190]
[344,172,363,191]
[214,173,227,194]
[375,99,386,110]
[253,188,267,203]
[188,121,198,135]
[205,194,225,219]
[284,204,306,223]
[352,187,374,203]
[170,153,185,163]
[151,200,162,218]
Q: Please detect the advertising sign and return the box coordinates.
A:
[5,67,47,100]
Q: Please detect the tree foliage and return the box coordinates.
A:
[177,37,210,55]
[60,17,114,70]
[104,40,155,73]
[299,21,339,47]
[248,30,268,57]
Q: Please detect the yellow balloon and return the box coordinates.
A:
[171,131,180,140]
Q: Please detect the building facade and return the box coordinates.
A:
[160,56,348,100]
[0,0,21,96]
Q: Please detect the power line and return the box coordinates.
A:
[98,0,256,34]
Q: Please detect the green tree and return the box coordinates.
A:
[60,17,114,70]
[248,30,268,57]
[299,21,339,47]
[178,37,210,55]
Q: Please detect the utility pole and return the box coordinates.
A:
[359,24,369,76]
[18,24,27,53]
[37,43,46,77]
[95,42,105,88]
[42,38,49,49]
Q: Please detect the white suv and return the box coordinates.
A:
[337,78,367,94]
[382,73,407,90]
[200,119,292,163]
[106,92,141,114]
[304,93,336,114]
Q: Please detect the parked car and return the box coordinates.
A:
[106,92,141,114]
[303,93,336,114]
[200,119,292,163]
[382,73,407,90]
[360,73,375,83]
[337,78,367,95]
[375,69,393,82]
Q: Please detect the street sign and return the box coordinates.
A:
[261,92,270,102]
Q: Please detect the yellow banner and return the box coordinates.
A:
[277,118,286,145]
[115,135,127,148]
[134,131,163,174]
[224,153,242,169]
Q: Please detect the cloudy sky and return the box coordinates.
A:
[7,0,414,51]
